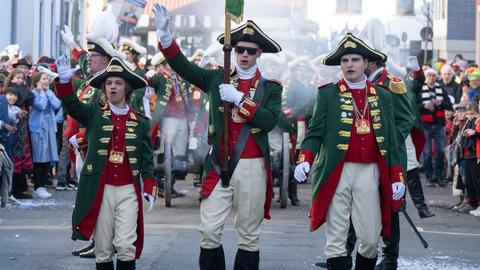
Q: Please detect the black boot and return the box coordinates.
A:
[288,180,300,206]
[406,168,429,211]
[199,246,225,270]
[96,261,114,270]
[72,239,95,256]
[375,258,398,270]
[326,256,352,270]
[117,260,135,270]
[233,249,259,270]
[355,253,377,270]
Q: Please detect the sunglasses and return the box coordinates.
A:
[234,46,259,55]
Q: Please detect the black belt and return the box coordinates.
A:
[212,77,267,186]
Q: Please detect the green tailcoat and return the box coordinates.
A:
[161,42,282,219]
[299,80,405,236]
[55,80,154,258]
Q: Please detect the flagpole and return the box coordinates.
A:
[221,8,232,188]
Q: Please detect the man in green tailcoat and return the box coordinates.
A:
[55,55,157,270]
[153,4,282,270]
[294,33,406,269]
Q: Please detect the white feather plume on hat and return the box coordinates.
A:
[86,10,118,43]
[85,10,125,59]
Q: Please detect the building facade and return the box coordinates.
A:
[433,0,476,61]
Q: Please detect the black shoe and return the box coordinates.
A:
[355,253,377,270]
[426,182,435,187]
[72,241,95,256]
[96,261,114,270]
[315,262,327,268]
[79,247,95,258]
[233,249,259,270]
[117,259,135,270]
[56,182,73,191]
[326,256,352,269]
[172,188,186,198]
[419,208,435,218]
[290,197,301,206]
[437,180,446,187]
[13,193,33,199]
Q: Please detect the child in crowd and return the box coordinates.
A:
[455,102,480,215]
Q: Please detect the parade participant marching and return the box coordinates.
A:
[149,54,191,198]
[315,52,418,270]
[119,39,150,116]
[55,55,157,270]
[294,33,406,269]
[153,4,282,269]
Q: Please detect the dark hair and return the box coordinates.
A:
[100,78,134,103]
[4,86,18,96]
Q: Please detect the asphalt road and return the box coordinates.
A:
[1,176,480,270]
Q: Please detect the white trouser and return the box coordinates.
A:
[199,158,267,251]
[75,150,85,184]
[160,117,188,156]
[94,184,138,263]
[325,162,381,259]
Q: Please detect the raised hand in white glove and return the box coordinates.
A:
[144,193,155,212]
[188,136,198,150]
[145,70,156,80]
[219,84,244,106]
[55,55,76,83]
[406,56,420,71]
[37,66,58,78]
[152,3,173,48]
[60,25,75,46]
[294,162,310,183]
[392,182,406,201]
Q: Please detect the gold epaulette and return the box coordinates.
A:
[387,75,407,94]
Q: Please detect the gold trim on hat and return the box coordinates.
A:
[243,27,255,35]
[344,41,357,48]
[107,65,124,72]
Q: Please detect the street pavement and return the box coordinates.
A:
[1,176,480,270]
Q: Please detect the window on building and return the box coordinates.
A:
[396,0,414,15]
[336,0,362,14]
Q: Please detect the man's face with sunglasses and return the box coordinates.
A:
[234,41,262,70]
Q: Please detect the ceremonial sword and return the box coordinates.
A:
[400,208,429,249]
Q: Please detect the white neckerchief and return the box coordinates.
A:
[344,74,367,90]
[109,102,129,115]
[368,67,384,82]
[235,63,258,80]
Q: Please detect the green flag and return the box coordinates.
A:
[226,0,244,23]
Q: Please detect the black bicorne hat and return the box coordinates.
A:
[217,20,282,53]
[90,57,147,89]
[323,33,387,66]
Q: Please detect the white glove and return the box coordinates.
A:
[219,84,244,106]
[37,66,58,78]
[188,136,198,150]
[294,162,310,183]
[55,55,76,83]
[144,193,155,212]
[392,182,406,201]
[152,3,173,48]
[68,135,79,150]
[145,70,156,80]
[406,56,420,71]
[60,25,75,46]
